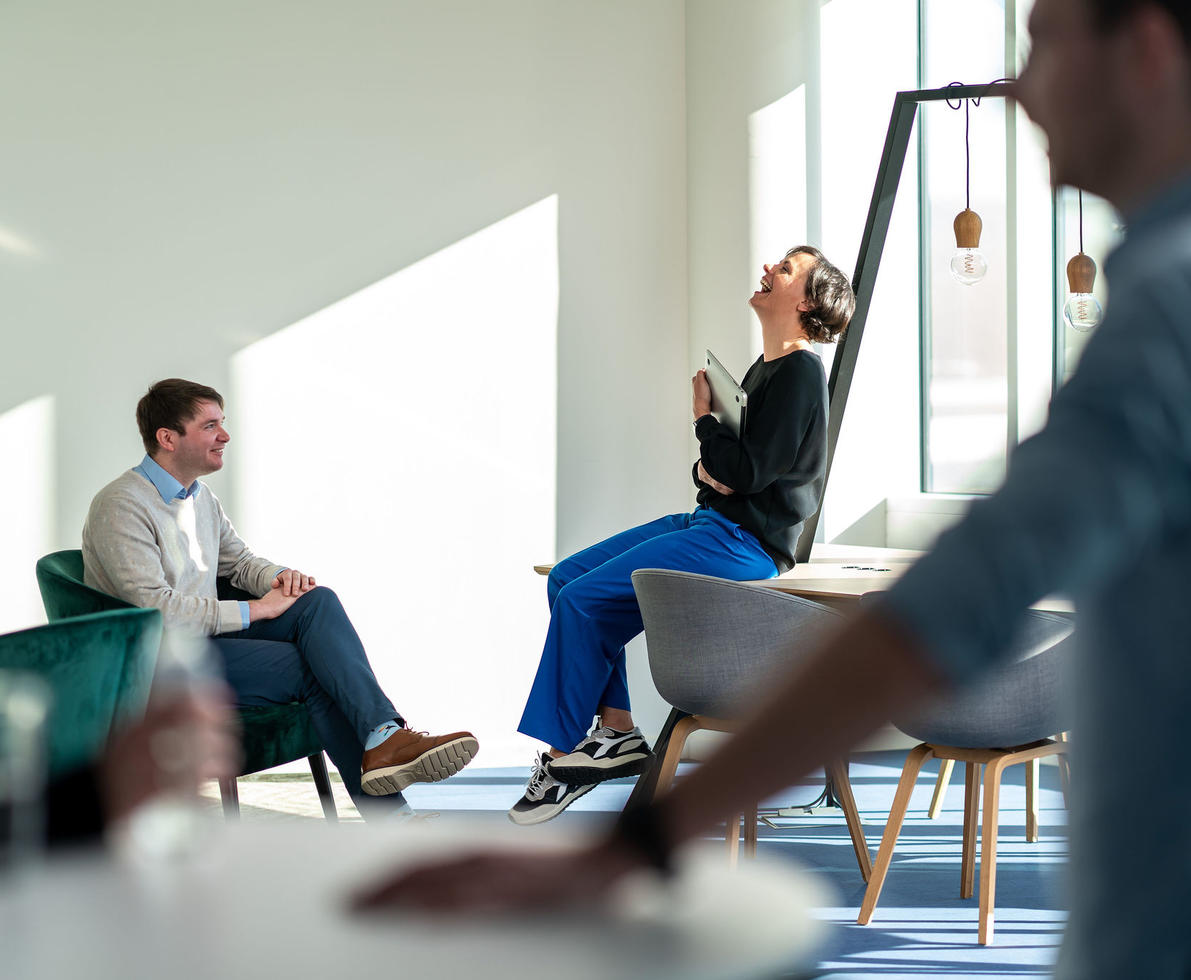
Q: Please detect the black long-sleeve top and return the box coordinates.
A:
[692,349,828,572]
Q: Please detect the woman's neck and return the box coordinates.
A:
[762,333,813,362]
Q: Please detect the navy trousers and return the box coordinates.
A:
[212,587,403,813]
[517,507,778,752]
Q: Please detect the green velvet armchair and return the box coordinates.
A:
[36,550,338,820]
[0,608,161,777]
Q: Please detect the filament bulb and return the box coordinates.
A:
[1063,293,1103,333]
[1065,252,1101,333]
[951,208,987,285]
[949,247,988,285]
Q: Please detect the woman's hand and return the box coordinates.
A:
[691,370,712,421]
[697,460,735,495]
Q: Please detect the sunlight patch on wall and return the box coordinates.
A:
[0,225,40,258]
[748,86,807,355]
[231,197,559,766]
[0,396,55,632]
[818,0,921,544]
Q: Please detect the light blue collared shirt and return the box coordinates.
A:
[133,454,201,503]
[132,455,251,629]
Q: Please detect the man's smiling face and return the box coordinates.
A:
[166,400,230,482]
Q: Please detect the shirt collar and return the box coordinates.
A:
[133,454,201,503]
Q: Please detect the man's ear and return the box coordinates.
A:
[155,427,177,454]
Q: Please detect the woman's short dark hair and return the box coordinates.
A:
[136,378,224,455]
[785,245,856,344]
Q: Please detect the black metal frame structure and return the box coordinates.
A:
[795,81,1013,562]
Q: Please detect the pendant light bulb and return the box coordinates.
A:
[949,208,987,285]
[1063,252,1102,333]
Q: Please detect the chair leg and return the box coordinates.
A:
[858,743,934,925]
[827,757,872,883]
[1025,758,1039,843]
[743,804,758,858]
[726,813,741,866]
[929,759,954,818]
[308,752,338,823]
[626,708,690,809]
[960,762,980,899]
[219,776,240,819]
[978,757,1008,945]
[651,715,702,799]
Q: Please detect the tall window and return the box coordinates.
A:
[918,0,1116,494]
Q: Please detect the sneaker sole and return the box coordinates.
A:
[361,736,479,796]
[507,781,596,826]
[546,753,654,786]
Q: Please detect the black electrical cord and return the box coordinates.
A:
[1079,188,1085,253]
[945,77,1015,210]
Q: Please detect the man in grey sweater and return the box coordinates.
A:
[83,378,478,816]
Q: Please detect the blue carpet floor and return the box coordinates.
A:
[400,749,1069,979]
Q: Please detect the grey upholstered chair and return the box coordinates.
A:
[631,568,872,879]
[857,609,1074,945]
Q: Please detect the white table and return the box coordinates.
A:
[0,817,833,980]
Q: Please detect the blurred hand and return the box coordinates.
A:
[273,569,316,597]
[99,689,239,823]
[351,839,643,914]
[691,369,712,421]
[697,460,735,495]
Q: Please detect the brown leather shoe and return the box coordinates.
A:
[360,728,479,796]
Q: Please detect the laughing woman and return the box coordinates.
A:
[510,244,855,825]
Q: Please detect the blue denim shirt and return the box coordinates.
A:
[881,173,1191,977]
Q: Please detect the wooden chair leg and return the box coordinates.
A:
[743,804,758,858]
[827,757,872,883]
[651,715,701,799]
[929,759,954,818]
[726,813,741,866]
[978,757,1008,945]
[308,752,338,823]
[960,762,980,899]
[625,708,689,809]
[219,776,240,819]
[858,743,934,925]
[1025,758,1039,843]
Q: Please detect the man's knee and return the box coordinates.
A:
[547,567,570,606]
[294,585,341,612]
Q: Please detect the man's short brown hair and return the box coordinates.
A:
[136,379,224,456]
[785,245,856,344]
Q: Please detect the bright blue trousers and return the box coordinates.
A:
[518,506,778,752]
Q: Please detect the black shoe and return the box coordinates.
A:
[507,753,596,826]
[546,724,654,786]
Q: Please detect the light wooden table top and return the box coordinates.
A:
[536,542,1072,613]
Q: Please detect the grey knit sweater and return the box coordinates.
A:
[82,469,283,635]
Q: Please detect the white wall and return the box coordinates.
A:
[2,0,967,768]
[0,0,689,765]
[684,0,922,547]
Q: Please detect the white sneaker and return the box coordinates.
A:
[507,753,595,826]
[546,724,654,786]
